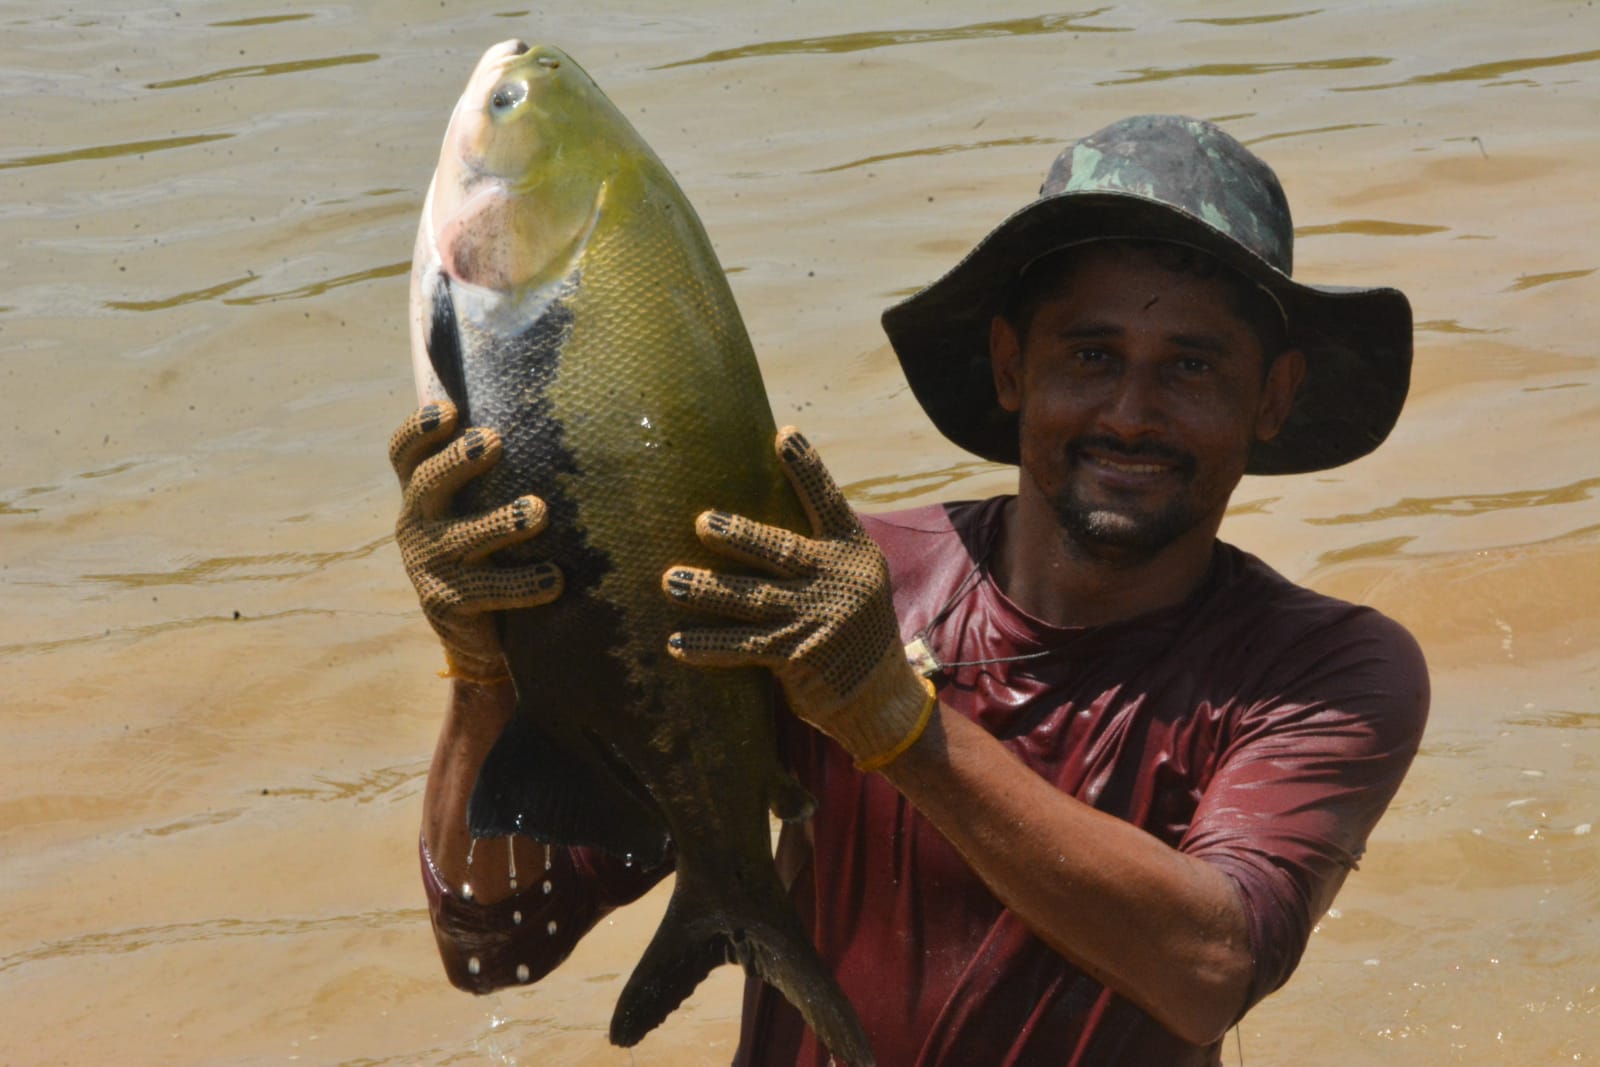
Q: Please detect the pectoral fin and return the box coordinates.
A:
[424,273,469,421]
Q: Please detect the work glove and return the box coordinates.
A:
[389,400,562,684]
[663,428,937,772]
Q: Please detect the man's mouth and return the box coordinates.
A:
[1071,437,1192,478]
[1088,455,1174,475]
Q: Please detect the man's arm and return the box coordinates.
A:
[880,704,1251,1045]
[390,402,665,991]
[421,676,531,903]
[418,675,670,993]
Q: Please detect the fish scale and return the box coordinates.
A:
[409,39,874,1066]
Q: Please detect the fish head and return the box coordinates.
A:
[427,40,628,295]
[410,40,644,405]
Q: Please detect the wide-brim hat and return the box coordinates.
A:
[881,114,1412,475]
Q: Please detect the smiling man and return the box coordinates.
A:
[396,115,1429,1066]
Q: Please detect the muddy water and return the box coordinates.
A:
[3,1,1596,1064]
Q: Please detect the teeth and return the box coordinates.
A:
[1098,458,1167,474]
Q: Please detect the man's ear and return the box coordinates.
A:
[991,316,1023,413]
[1254,347,1306,441]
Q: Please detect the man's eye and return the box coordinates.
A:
[1177,356,1213,374]
[1075,346,1111,363]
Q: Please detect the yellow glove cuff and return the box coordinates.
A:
[437,650,511,687]
[853,676,938,774]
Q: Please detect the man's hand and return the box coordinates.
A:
[662,427,935,771]
[389,400,562,684]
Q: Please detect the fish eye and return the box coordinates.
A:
[490,80,527,112]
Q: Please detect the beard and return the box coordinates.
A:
[1047,435,1206,558]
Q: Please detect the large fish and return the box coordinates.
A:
[408,40,873,1066]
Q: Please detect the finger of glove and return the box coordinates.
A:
[452,561,564,612]
[403,427,502,521]
[693,510,815,577]
[453,495,550,564]
[663,566,803,623]
[388,401,458,485]
[666,623,799,670]
[775,427,859,540]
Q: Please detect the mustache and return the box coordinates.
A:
[1067,435,1195,471]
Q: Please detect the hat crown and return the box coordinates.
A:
[1042,115,1295,274]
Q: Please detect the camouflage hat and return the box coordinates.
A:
[880,114,1412,475]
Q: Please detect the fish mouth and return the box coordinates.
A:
[469,39,535,87]
[485,38,532,63]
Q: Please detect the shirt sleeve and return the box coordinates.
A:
[1178,609,1429,1014]
[420,832,671,993]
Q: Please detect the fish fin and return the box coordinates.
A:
[425,272,469,421]
[611,875,875,1067]
[767,770,815,824]
[468,712,671,866]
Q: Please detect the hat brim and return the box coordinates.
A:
[881,191,1412,476]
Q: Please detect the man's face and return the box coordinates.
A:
[991,242,1303,560]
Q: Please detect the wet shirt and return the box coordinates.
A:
[422,497,1429,1066]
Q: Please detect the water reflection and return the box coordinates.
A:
[145,53,380,91]
[656,11,1128,68]
[1243,121,1379,147]
[0,133,233,172]
[1506,268,1595,292]
[845,459,1009,507]
[810,135,1055,175]
[1296,220,1450,238]
[207,14,316,29]
[1177,10,1324,27]
[1307,476,1600,524]
[1099,55,1389,86]
[1336,47,1600,92]
[83,536,392,588]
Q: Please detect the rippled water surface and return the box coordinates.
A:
[3,1,1597,1063]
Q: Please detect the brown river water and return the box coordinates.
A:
[3,1,1597,1064]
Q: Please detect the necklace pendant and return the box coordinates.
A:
[905,636,943,678]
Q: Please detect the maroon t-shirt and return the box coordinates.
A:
[423,497,1429,1066]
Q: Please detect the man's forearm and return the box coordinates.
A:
[422,677,544,905]
[880,702,1254,1046]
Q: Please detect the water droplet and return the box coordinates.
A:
[543,844,552,871]
[623,853,635,868]
[508,878,518,889]
[466,839,477,867]
[461,883,474,901]
[512,910,523,925]
[467,956,481,975]
[507,837,518,887]
[542,879,552,895]
[516,963,531,983]
[546,920,558,936]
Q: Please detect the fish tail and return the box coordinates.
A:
[610,872,875,1067]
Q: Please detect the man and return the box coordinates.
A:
[393,115,1428,1065]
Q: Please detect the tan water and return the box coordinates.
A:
[3,1,1597,1063]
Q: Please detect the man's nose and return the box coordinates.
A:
[1096,365,1168,436]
